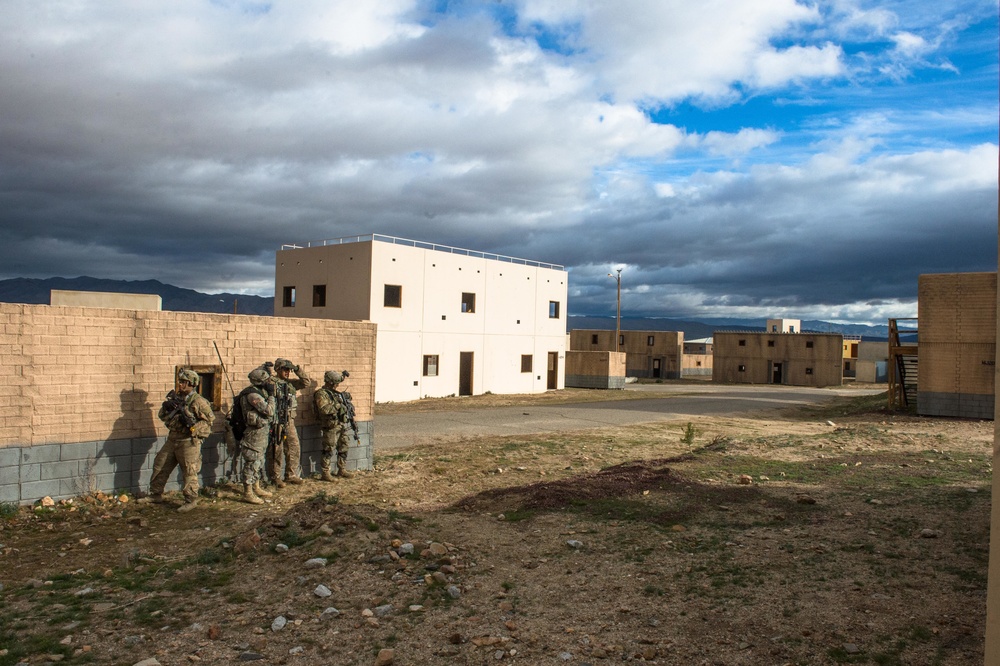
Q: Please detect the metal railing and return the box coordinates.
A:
[280,233,565,271]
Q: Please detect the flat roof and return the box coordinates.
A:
[280,233,565,271]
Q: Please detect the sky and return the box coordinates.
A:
[1,0,996,325]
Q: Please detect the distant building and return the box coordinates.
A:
[682,336,713,378]
[274,234,568,403]
[568,329,682,379]
[712,329,844,387]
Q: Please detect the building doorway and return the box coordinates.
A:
[771,362,783,385]
[652,358,661,378]
[459,352,474,396]
[547,352,559,390]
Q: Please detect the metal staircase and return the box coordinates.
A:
[888,318,918,410]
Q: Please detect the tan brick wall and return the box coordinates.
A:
[0,303,376,449]
[918,272,997,398]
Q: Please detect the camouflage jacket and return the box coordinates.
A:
[269,367,316,425]
[158,390,214,439]
[313,387,348,429]
[240,388,275,431]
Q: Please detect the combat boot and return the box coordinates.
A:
[271,477,286,489]
[337,468,356,479]
[320,469,336,482]
[177,498,199,513]
[254,482,273,498]
[242,484,265,505]
[286,476,304,485]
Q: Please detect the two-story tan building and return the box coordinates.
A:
[568,329,682,379]
[712,327,844,387]
[274,234,568,403]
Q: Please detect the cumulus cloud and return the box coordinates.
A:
[0,0,994,325]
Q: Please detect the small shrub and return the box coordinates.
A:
[681,422,698,445]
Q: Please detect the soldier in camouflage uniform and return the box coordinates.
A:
[147,368,214,512]
[266,358,316,488]
[313,370,356,481]
[239,366,276,504]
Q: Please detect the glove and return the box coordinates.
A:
[161,400,172,411]
[292,364,300,373]
[264,382,275,397]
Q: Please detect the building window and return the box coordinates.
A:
[806,341,814,349]
[282,286,296,308]
[461,292,476,313]
[180,365,222,411]
[549,301,560,318]
[771,325,778,332]
[647,335,654,346]
[384,284,402,308]
[619,334,625,346]
[696,361,702,367]
[789,326,796,333]
[767,340,775,347]
[313,285,326,307]
[738,339,746,346]
[738,364,746,372]
[805,367,813,375]
[422,355,439,377]
[521,355,533,373]
[591,334,599,345]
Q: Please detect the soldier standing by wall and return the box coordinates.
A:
[239,366,276,504]
[145,369,214,512]
[313,370,357,481]
[267,358,316,488]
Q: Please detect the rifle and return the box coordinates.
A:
[162,390,197,429]
[214,342,241,481]
[338,389,361,445]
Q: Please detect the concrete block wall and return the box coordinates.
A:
[917,273,996,419]
[564,351,626,389]
[0,303,376,504]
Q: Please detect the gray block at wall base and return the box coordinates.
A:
[0,447,20,468]
[565,374,627,390]
[7,422,376,504]
[919,391,995,420]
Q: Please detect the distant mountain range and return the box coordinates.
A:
[0,276,892,339]
[0,276,274,315]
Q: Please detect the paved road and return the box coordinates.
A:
[374,383,883,450]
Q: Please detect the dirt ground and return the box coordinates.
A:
[0,387,992,666]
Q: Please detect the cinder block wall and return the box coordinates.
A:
[0,303,376,504]
[917,272,996,419]
[565,351,626,389]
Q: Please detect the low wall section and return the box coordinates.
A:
[0,303,376,504]
[565,351,626,389]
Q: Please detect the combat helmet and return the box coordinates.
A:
[248,367,270,386]
[323,370,344,385]
[275,358,294,371]
[177,368,200,387]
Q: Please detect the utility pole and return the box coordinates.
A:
[608,268,622,352]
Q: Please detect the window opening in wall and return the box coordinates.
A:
[738,339,746,346]
[462,292,476,313]
[647,335,654,346]
[384,284,402,308]
[619,334,624,346]
[738,364,746,372]
[422,355,439,377]
[767,340,775,347]
[549,301,560,318]
[806,367,813,375]
[179,365,222,411]
[789,326,796,333]
[591,334,599,345]
[806,341,814,349]
[313,285,326,307]
[521,355,533,373]
[282,286,296,307]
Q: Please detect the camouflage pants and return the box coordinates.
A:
[240,425,269,486]
[149,433,202,502]
[267,418,302,481]
[321,424,350,474]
